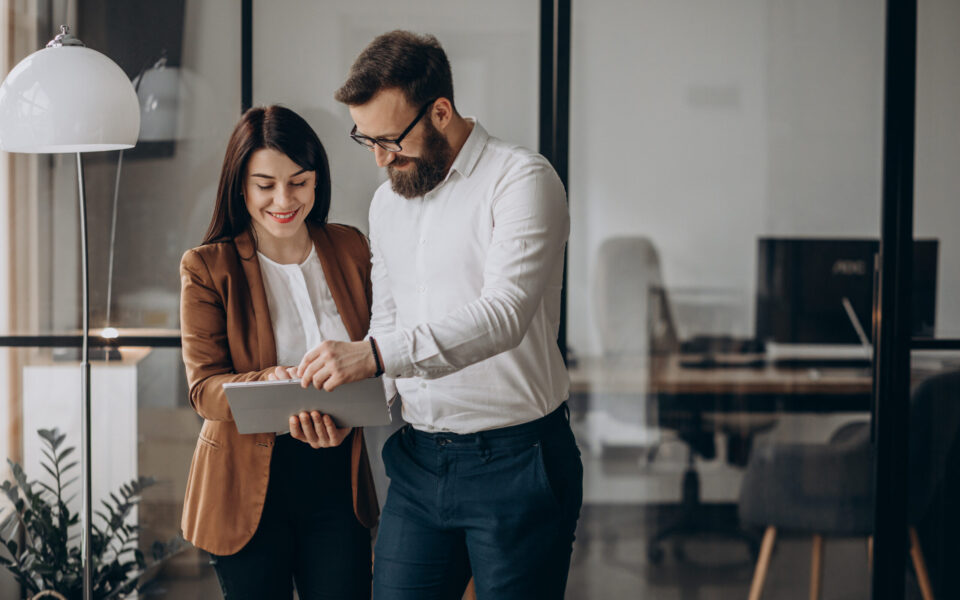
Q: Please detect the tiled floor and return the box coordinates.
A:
[566,504,872,600]
[135,414,884,599]
[139,503,874,599]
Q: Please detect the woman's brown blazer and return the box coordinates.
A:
[179,223,379,556]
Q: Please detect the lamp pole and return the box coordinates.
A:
[75,151,92,600]
[0,24,140,600]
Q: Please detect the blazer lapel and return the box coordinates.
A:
[234,230,278,368]
[309,224,364,342]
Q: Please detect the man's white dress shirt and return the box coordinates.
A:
[258,245,351,367]
[368,120,570,434]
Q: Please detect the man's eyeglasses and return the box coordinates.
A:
[349,99,437,152]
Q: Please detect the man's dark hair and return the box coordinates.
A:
[335,30,455,110]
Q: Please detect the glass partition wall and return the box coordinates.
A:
[2,0,544,597]
[1,1,956,598]
[905,0,960,598]
[566,0,886,597]
[0,1,240,597]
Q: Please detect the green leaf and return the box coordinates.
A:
[151,540,166,561]
[40,463,58,483]
[0,510,20,540]
[9,464,32,497]
[35,480,57,497]
[39,448,57,468]
[37,428,59,447]
[99,501,116,519]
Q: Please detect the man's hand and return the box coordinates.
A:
[297,340,378,391]
[289,411,352,448]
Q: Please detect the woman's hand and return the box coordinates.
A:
[270,366,352,447]
[267,365,299,380]
[289,411,352,448]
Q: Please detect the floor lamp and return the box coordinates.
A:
[0,26,140,600]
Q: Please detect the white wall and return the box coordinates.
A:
[252,0,540,233]
[569,0,957,357]
[916,0,960,338]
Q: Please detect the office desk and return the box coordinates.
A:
[569,355,873,413]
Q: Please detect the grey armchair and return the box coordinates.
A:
[738,369,960,600]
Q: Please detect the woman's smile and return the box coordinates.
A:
[266,207,301,224]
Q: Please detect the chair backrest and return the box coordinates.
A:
[908,369,960,521]
[591,236,678,357]
[818,370,960,522]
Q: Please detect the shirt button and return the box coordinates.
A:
[418,285,426,293]
[419,238,426,245]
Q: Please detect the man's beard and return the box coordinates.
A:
[387,120,453,199]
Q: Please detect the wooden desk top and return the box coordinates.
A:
[568,355,872,397]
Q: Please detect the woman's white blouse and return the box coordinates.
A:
[257,245,351,367]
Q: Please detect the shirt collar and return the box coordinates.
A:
[448,118,487,179]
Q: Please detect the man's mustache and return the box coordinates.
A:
[390,155,416,168]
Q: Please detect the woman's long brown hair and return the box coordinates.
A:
[202,105,332,246]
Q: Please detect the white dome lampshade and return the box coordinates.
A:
[0,25,140,154]
[134,57,181,142]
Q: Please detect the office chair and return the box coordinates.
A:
[592,236,667,357]
[645,294,771,564]
[738,369,960,600]
[590,236,768,564]
[585,237,667,456]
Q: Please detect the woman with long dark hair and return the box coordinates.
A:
[179,105,378,599]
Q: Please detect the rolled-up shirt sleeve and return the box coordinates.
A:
[373,160,569,379]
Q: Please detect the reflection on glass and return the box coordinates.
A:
[565,0,889,597]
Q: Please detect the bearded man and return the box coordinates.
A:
[296,30,581,599]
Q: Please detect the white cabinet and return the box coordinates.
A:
[22,351,144,525]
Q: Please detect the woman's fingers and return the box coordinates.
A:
[289,414,305,441]
[323,415,352,446]
[297,411,320,446]
[310,411,331,446]
[271,366,296,381]
[289,412,349,448]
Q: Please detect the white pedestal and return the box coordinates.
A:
[22,353,141,528]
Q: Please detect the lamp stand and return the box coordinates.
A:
[75,152,92,600]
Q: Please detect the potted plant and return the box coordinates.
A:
[0,428,180,599]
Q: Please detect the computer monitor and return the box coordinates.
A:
[755,238,938,345]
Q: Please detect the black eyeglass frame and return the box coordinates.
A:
[349,99,437,152]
